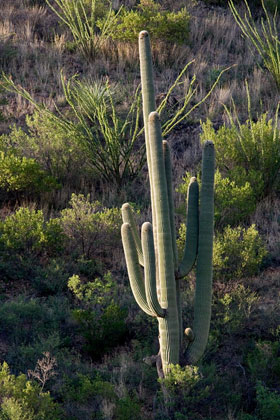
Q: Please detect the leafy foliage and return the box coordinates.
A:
[213,225,267,280]
[68,272,128,359]
[201,103,280,201]
[255,381,280,420]
[60,193,121,259]
[0,151,59,196]
[0,112,91,188]
[0,207,64,259]
[0,362,62,420]
[108,0,190,44]
[177,170,256,227]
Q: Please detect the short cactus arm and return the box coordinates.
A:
[178,177,199,278]
[141,222,165,318]
[121,223,153,316]
[121,203,144,266]
[186,141,215,364]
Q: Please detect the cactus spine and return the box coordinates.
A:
[121,31,215,376]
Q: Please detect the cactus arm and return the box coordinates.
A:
[121,203,144,266]
[141,222,165,318]
[178,177,199,278]
[121,223,154,316]
[149,111,180,374]
[186,141,215,364]
[163,140,178,269]
[162,140,182,344]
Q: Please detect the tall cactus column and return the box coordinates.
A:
[149,111,180,373]
[121,31,215,377]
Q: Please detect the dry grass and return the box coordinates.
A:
[1,0,278,128]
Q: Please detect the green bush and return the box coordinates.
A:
[0,111,90,188]
[115,396,142,420]
[72,303,128,359]
[68,271,127,359]
[256,382,280,420]
[177,170,256,227]
[108,0,190,44]
[60,193,121,260]
[216,284,259,333]
[0,208,64,258]
[201,108,280,200]
[158,364,210,419]
[246,340,280,385]
[32,258,71,295]
[68,271,116,306]
[0,208,66,286]
[0,150,59,196]
[0,295,74,374]
[213,224,267,280]
[0,362,62,420]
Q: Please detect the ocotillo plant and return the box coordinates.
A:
[121,31,215,377]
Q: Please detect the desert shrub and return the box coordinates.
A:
[68,271,116,306]
[0,208,64,259]
[213,170,256,226]
[0,295,74,373]
[0,150,59,197]
[0,112,91,188]
[177,170,256,227]
[201,107,280,201]
[62,372,116,403]
[108,0,190,44]
[0,296,71,350]
[59,193,121,260]
[115,396,142,420]
[2,58,227,188]
[0,208,66,286]
[216,284,259,333]
[213,225,267,280]
[158,365,210,419]
[68,272,128,359]
[72,304,127,359]
[0,362,62,420]
[255,382,280,420]
[58,372,117,419]
[32,258,71,295]
[246,340,280,385]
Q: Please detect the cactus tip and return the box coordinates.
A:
[184,327,195,342]
[139,30,149,39]
[142,221,152,233]
[121,203,130,211]
[121,222,131,233]
[149,111,160,123]
[203,140,214,148]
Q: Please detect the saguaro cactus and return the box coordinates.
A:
[121,31,215,377]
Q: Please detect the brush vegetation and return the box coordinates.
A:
[0,0,279,419]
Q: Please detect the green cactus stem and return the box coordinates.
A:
[121,31,215,377]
